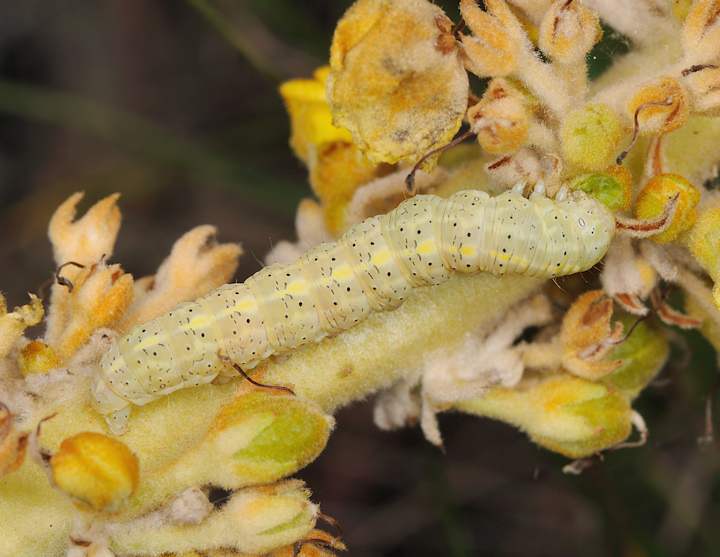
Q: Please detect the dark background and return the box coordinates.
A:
[0,2,718,555]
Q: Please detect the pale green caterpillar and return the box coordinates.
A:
[91,188,615,433]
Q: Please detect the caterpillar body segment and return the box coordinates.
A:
[92,189,615,433]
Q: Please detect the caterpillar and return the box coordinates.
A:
[91,188,615,433]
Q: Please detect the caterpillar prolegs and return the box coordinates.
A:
[91,189,615,433]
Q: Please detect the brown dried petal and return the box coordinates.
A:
[651,289,702,329]
[615,193,680,238]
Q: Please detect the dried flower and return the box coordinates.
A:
[327,0,468,171]
[0,294,44,360]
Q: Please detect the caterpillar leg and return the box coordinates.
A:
[90,368,133,435]
[105,406,131,436]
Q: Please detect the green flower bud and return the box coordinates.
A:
[132,392,333,515]
[111,480,317,555]
[561,103,623,171]
[457,375,633,458]
[570,166,632,211]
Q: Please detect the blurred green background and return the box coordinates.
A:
[0,2,718,556]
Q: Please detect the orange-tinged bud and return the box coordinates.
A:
[561,103,623,171]
[634,174,700,243]
[538,0,602,64]
[468,78,530,154]
[682,0,720,64]
[460,0,524,77]
[18,341,58,376]
[626,77,689,136]
[682,64,720,116]
[560,290,625,380]
[50,432,139,513]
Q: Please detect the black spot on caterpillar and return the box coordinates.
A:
[91,189,615,433]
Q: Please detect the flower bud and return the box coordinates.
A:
[634,174,700,243]
[538,0,602,65]
[50,432,139,513]
[682,0,720,65]
[468,78,529,154]
[561,103,623,171]
[460,0,524,77]
[682,64,720,116]
[569,165,632,210]
[457,375,633,458]
[110,481,318,556]
[132,392,333,515]
[626,77,689,136]
[684,205,720,309]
